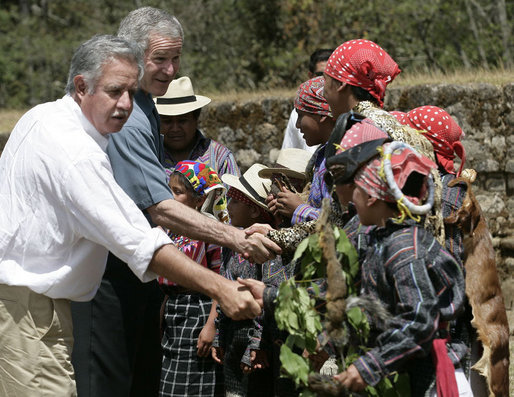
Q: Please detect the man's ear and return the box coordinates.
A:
[367,195,378,208]
[73,75,88,100]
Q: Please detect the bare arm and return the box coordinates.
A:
[197,299,218,357]
[147,199,281,263]
[149,243,260,320]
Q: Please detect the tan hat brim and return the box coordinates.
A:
[155,95,211,116]
[258,167,307,180]
[221,173,269,210]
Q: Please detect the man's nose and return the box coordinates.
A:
[118,91,132,110]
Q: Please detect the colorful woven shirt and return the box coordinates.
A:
[163,129,240,181]
[214,250,288,362]
[291,144,331,224]
[158,234,221,287]
[352,219,467,393]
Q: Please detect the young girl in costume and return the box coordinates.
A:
[159,160,228,397]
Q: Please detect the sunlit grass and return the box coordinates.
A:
[392,65,514,87]
[0,109,25,134]
[207,66,514,101]
[1,67,513,133]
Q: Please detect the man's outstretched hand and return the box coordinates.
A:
[234,225,281,263]
[237,277,266,308]
[217,279,262,320]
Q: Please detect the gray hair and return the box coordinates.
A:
[66,35,143,95]
[117,7,184,55]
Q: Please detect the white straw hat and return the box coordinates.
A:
[221,164,272,210]
[258,148,313,180]
[154,76,211,116]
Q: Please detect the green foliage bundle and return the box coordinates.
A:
[275,226,410,396]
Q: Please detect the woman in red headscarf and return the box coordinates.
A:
[394,105,468,267]
[323,39,400,118]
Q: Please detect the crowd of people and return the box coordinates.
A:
[0,5,507,397]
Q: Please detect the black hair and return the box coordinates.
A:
[401,172,427,199]
[385,172,427,211]
[309,48,334,74]
[169,172,202,200]
[350,85,380,106]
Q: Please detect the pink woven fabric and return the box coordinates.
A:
[354,142,436,204]
[336,118,388,153]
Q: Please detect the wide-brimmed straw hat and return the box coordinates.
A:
[221,164,271,210]
[154,76,211,116]
[258,148,312,180]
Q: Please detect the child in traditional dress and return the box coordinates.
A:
[213,164,294,397]
[159,160,228,397]
[331,140,471,396]
[266,76,336,226]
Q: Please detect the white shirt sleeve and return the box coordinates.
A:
[61,153,171,282]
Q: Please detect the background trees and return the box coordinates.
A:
[0,0,511,108]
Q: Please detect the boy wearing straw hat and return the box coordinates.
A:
[155,76,240,180]
[214,165,295,397]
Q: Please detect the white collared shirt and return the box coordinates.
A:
[0,95,171,301]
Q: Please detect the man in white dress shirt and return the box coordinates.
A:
[0,34,260,396]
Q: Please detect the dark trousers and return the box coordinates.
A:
[71,253,164,397]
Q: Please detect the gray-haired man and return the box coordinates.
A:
[0,34,261,396]
[71,7,280,397]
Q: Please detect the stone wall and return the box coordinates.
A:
[199,83,514,291]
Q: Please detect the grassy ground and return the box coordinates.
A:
[1,67,513,132]
[0,109,25,134]
[207,66,514,101]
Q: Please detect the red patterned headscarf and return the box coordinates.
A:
[403,106,465,176]
[354,142,436,205]
[294,76,332,117]
[325,39,401,107]
[336,118,388,153]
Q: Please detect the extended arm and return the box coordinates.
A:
[147,199,280,263]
